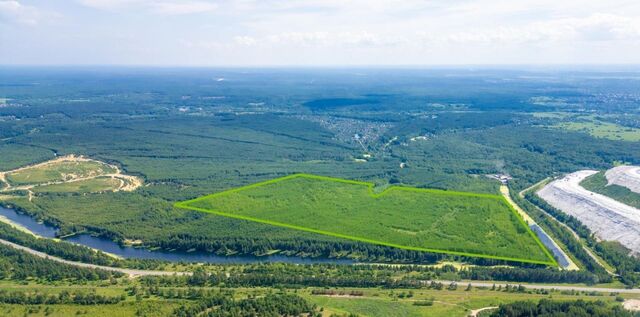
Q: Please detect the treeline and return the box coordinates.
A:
[461,267,602,285]
[525,191,640,286]
[0,218,163,270]
[0,290,123,305]
[136,263,603,289]
[488,299,633,317]
[516,192,611,279]
[151,232,545,268]
[0,221,116,266]
[173,293,319,317]
[0,244,120,281]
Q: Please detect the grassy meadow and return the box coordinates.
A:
[181,174,553,264]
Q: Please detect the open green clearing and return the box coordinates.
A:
[178,174,555,265]
[5,160,116,186]
[31,177,122,194]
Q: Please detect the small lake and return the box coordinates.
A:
[0,206,354,264]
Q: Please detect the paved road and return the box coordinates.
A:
[0,238,189,277]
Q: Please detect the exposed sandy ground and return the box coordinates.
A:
[624,299,640,311]
[0,155,143,198]
[606,165,640,194]
[538,170,640,256]
[501,186,534,224]
[469,306,498,317]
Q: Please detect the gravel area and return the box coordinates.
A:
[538,170,640,256]
[606,165,640,194]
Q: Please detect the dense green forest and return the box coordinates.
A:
[487,299,637,317]
[1,66,640,309]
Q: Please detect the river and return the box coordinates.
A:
[0,206,353,264]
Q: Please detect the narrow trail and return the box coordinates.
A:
[468,306,498,317]
[0,238,189,278]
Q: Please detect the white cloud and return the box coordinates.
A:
[0,0,42,25]
[430,13,640,45]
[77,0,217,15]
[5,0,640,65]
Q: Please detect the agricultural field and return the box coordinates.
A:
[553,119,640,142]
[581,171,640,210]
[178,174,554,264]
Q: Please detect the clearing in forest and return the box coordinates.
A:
[0,155,142,196]
[177,174,556,265]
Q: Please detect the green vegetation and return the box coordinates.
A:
[580,171,640,209]
[0,243,120,282]
[553,119,640,142]
[0,221,161,270]
[487,299,634,317]
[179,174,554,265]
[31,177,122,194]
[5,160,116,186]
[2,69,640,316]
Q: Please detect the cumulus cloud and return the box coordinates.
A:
[77,0,217,15]
[0,0,42,25]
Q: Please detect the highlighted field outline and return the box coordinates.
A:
[175,173,558,266]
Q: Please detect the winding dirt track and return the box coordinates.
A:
[468,306,498,317]
[0,238,189,277]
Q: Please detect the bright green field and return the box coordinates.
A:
[178,174,554,264]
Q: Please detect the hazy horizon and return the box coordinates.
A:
[2,0,640,66]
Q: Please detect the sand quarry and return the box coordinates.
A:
[538,170,640,256]
[606,165,640,194]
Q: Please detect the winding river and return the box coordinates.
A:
[0,206,353,264]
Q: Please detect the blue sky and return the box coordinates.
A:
[1,0,640,66]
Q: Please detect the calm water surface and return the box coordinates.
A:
[0,206,353,264]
